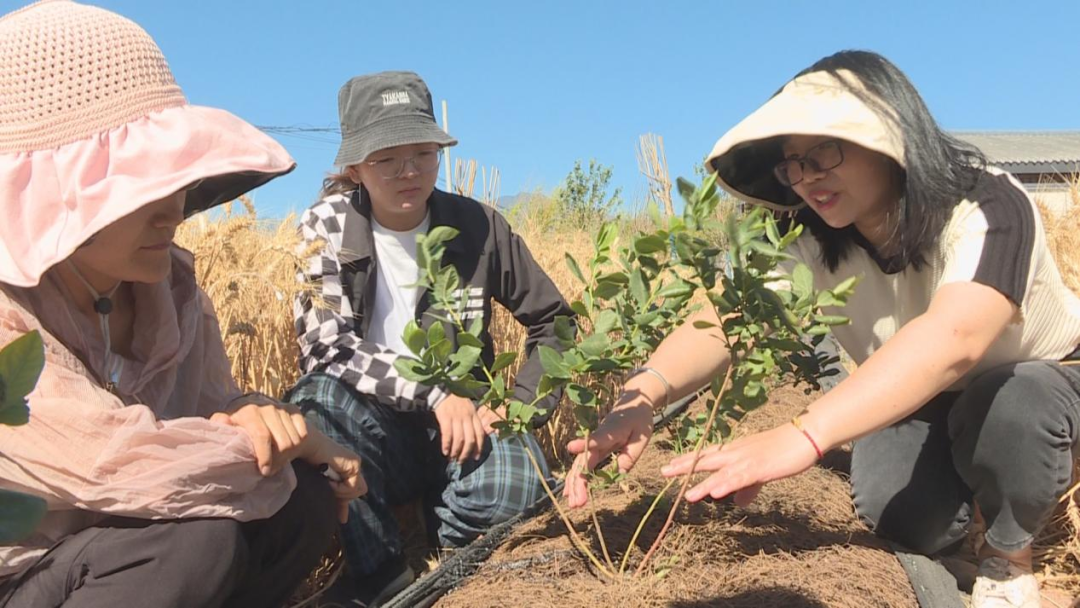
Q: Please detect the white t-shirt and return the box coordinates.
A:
[367,215,430,355]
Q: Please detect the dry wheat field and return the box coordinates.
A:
[176,175,1080,605]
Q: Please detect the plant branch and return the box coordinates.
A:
[582,429,616,573]
[634,357,735,577]
[619,476,677,575]
[517,437,614,578]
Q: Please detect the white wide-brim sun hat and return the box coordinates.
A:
[705,68,906,212]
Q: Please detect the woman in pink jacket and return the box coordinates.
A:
[0,2,364,607]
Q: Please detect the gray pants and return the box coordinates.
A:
[0,462,337,608]
[851,360,1080,555]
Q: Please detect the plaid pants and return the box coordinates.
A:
[287,373,550,577]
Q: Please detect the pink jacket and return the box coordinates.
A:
[0,248,295,578]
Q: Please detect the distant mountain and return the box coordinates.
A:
[496,193,525,210]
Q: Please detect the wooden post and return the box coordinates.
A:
[442,100,452,192]
[637,133,674,217]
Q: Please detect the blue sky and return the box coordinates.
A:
[17,0,1080,217]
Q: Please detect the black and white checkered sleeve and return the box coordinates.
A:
[293,197,447,412]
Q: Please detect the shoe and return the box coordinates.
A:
[971,557,1041,608]
[352,557,415,607]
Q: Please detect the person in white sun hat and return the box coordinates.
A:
[0,1,365,606]
[565,50,1080,608]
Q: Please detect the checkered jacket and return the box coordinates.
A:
[294,187,573,420]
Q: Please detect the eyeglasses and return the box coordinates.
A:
[365,149,443,180]
[772,140,844,187]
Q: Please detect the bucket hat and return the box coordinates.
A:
[0,0,296,287]
[333,71,457,168]
[705,68,905,211]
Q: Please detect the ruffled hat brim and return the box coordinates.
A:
[705,69,906,212]
[0,103,295,287]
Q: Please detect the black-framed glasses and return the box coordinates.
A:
[365,149,443,180]
[772,140,844,187]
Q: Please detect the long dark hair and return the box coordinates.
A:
[789,50,986,272]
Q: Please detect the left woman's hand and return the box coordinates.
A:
[660,422,821,507]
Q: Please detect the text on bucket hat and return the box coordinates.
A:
[0,0,296,287]
[333,70,457,168]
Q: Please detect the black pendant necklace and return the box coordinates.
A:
[66,261,123,393]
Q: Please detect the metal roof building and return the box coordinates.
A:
[954,131,1080,211]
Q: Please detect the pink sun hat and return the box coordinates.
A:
[0,0,297,287]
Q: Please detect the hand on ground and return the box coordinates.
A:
[434,395,487,463]
[563,402,653,508]
[660,423,819,507]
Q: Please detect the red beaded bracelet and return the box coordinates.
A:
[791,416,824,460]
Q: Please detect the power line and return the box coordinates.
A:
[255,125,340,145]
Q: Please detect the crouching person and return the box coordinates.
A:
[0,3,364,607]
[288,71,572,605]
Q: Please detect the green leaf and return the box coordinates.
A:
[592,281,621,301]
[747,239,780,258]
[539,345,572,379]
[0,489,47,543]
[597,272,629,285]
[593,309,620,334]
[765,216,781,246]
[629,269,648,306]
[566,383,597,407]
[582,358,621,373]
[431,339,453,364]
[0,387,28,426]
[554,316,576,345]
[448,345,483,376]
[633,234,667,255]
[537,373,566,397]
[792,263,814,298]
[491,352,518,374]
[656,279,694,299]
[415,245,432,287]
[832,275,860,298]
[569,300,591,320]
[394,358,431,383]
[403,321,427,356]
[434,266,461,306]
[0,331,44,424]
[779,222,804,248]
[565,253,587,285]
[427,322,446,347]
[445,376,488,399]
[422,226,460,248]
[676,177,697,204]
[577,333,610,358]
[814,314,850,326]
[595,222,618,255]
[456,332,484,349]
[467,316,483,337]
[815,291,841,308]
[632,311,661,327]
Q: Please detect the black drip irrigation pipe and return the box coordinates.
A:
[382,390,703,608]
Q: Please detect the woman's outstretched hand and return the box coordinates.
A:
[660,423,820,507]
[563,402,654,508]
